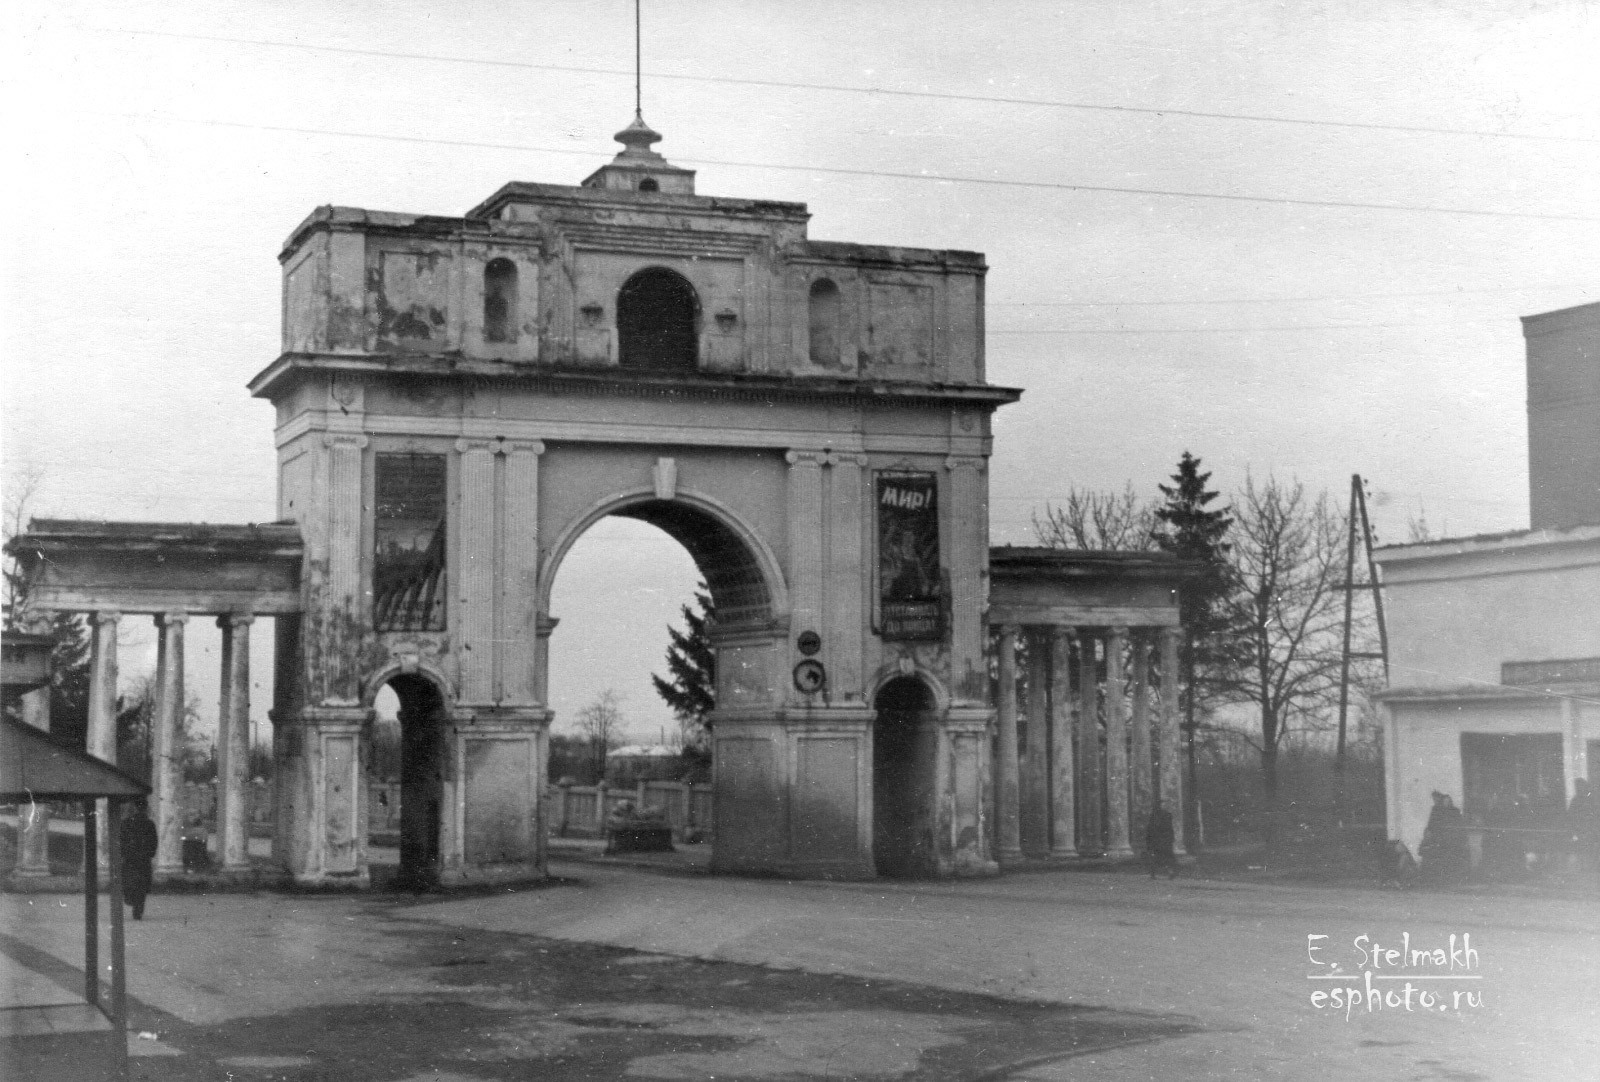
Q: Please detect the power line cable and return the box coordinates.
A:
[88,110,1600,224]
[991,283,1594,307]
[107,28,1600,146]
[989,318,1506,334]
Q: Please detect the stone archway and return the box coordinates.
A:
[872,676,938,877]
[382,672,449,886]
[235,134,1017,887]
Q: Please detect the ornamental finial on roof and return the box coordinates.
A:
[613,111,664,160]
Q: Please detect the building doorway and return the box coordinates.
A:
[386,673,448,885]
[873,676,935,877]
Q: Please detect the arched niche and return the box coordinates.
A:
[808,278,842,366]
[484,258,518,343]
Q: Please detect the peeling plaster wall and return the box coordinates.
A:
[278,192,984,381]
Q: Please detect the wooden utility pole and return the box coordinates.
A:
[1335,475,1390,820]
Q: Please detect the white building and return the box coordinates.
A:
[1375,301,1599,864]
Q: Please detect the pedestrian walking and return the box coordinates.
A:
[122,801,159,920]
[1145,802,1177,879]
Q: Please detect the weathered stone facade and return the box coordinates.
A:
[249,117,1020,884]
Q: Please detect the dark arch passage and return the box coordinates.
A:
[385,673,448,887]
[873,676,938,877]
[618,267,698,371]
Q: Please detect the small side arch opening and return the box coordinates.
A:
[371,672,449,887]
[808,278,841,366]
[638,178,660,192]
[484,258,518,344]
[872,675,938,877]
[618,267,698,371]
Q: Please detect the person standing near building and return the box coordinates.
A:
[1145,802,1178,879]
[122,801,159,920]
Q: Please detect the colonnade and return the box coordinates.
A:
[79,610,256,877]
[992,623,1184,861]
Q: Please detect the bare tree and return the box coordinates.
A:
[3,463,47,626]
[1211,476,1379,812]
[1405,506,1436,543]
[575,689,626,776]
[1033,483,1158,551]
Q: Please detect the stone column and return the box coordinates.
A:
[14,798,51,878]
[785,451,826,650]
[825,453,867,699]
[12,684,52,879]
[1104,627,1133,857]
[1076,631,1102,853]
[152,612,188,877]
[1048,627,1077,858]
[1129,635,1153,850]
[323,432,367,703]
[945,455,987,701]
[87,610,121,871]
[457,439,498,705]
[500,440,544,705]
[216,613,254,873]
[994,624,1022,863]
[1022,630,1051,855]
[1159,627,1186,855]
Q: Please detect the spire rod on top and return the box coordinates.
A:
[580,0,694,193]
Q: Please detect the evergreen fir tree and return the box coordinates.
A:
[1153,452,1234,637]
[1152,452,1236,842]
[651,587,716,761]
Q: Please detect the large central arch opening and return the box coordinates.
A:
[873,676,938,877]
[546,496,777,856]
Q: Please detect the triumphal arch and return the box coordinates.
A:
[240,115,1019,884]
[10,116,1202,890]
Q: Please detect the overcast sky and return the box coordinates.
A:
[5,0,1597,743]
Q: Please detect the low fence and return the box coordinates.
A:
[178,781,276,832]
[546,779,714,841]
[172,778,710,843]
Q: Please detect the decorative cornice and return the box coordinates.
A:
[785,450,827,467]
[251,353,1022,413]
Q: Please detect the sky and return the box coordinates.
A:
[4,0,1597,743]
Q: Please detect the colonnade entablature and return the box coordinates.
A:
[987,547,1200,864]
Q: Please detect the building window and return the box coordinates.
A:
[484,258,518,343]
[1460,732,1565,819]
[808,278,841,365]
[638,178,659,192]
[374,453,447,631]
[618,267,698,371]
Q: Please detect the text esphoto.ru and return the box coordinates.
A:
[1306,934,1484,1018]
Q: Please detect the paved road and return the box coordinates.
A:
[4,860,1596,1079]
[426,860,1600,1080]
